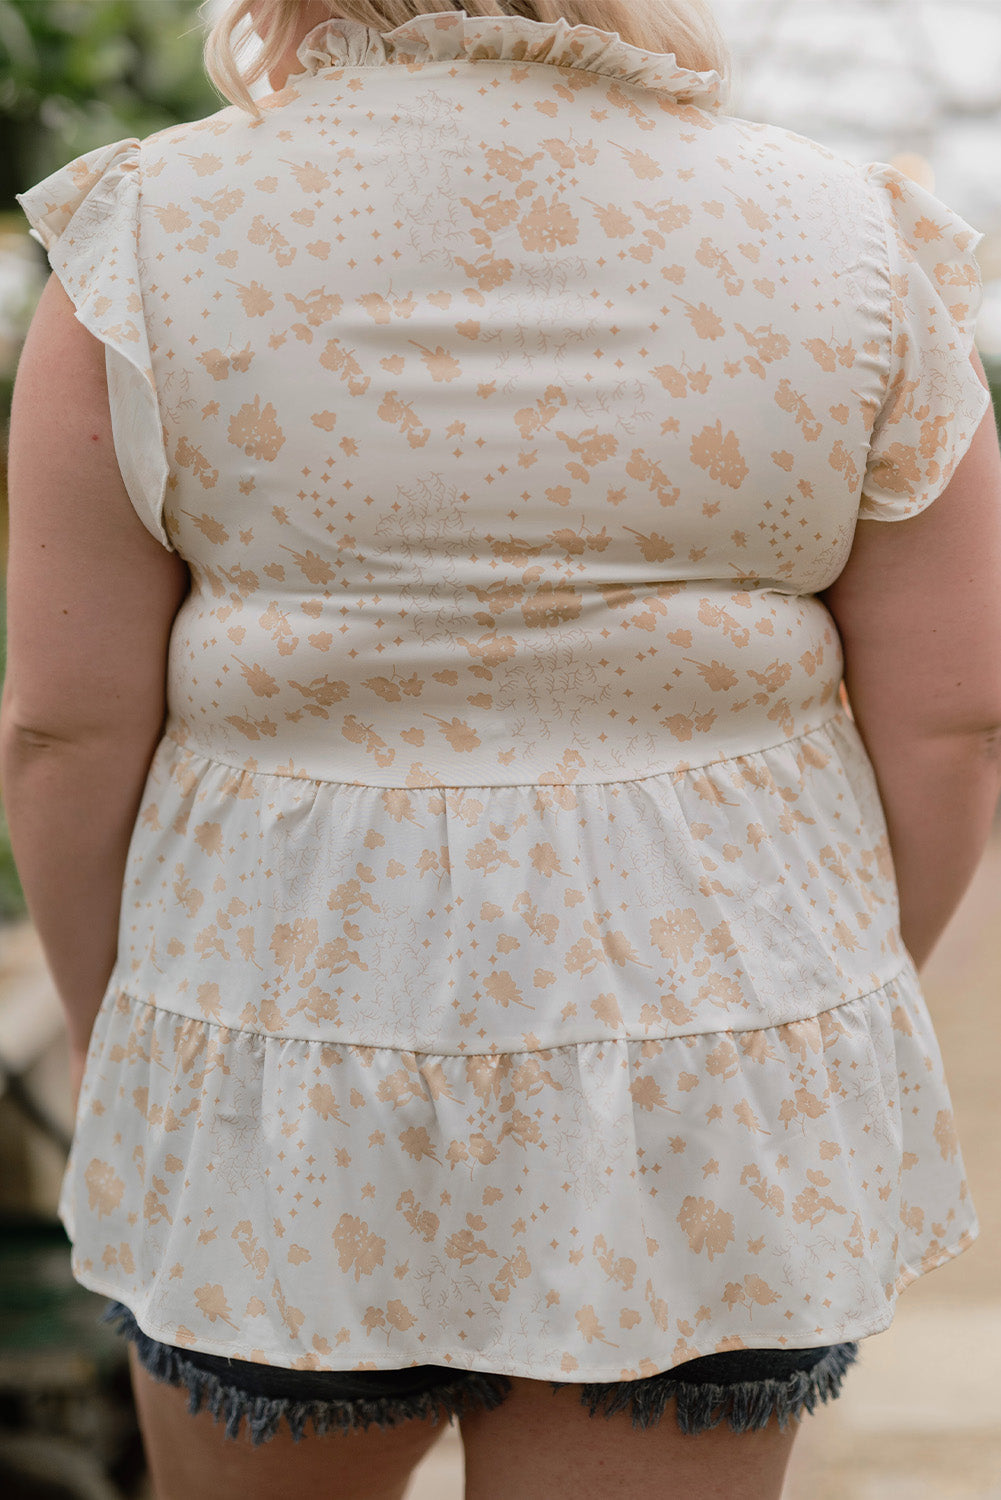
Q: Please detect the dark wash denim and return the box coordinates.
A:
[103,1300,859,1445]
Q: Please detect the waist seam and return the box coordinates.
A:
[160,709,846,790]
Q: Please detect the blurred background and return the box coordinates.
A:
[0,2,999,1497]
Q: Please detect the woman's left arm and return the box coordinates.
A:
[0,273,189,1087]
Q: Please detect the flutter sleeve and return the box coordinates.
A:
[858,162,992,522]
[16,138,174,551]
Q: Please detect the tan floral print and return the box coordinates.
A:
[17,8,986,1379]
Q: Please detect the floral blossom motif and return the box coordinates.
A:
[518,195,580,252]
[689,420,749,489]
[227,396,286,460]
[678,1195,736,1259]
[333,1214,387,1281]
[83,1159,125,1218]
[19,6,986,1380]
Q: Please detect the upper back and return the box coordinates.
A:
[106,12,978,784]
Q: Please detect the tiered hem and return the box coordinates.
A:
[60,968,978,1380]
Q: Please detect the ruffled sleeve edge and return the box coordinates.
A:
[857,161,992,524]
[16,138,174,552]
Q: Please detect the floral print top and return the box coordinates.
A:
[17,10,989,1379]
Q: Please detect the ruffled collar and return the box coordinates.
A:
[295,9,725,111]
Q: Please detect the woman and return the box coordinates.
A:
[3,1,1000,1497]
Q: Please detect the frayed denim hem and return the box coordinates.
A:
[100,1302,514,1445]
[549,1341,861,1435]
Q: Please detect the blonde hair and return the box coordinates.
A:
[201,1,729,117]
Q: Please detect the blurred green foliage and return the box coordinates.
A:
[0,0,219,469]
[0,0,218,204]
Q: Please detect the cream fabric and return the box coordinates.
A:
[17,10,989,1378]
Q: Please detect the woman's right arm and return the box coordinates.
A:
[820,353,1001,971]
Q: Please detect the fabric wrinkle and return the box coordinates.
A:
[17,6,984,1381]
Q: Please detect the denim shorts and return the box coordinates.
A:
[102,1299,859,1445]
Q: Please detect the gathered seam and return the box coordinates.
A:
[100,965,914,1056]
[160,709,845,792]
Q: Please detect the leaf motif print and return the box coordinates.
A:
[174,436,219,489]
[319,338,371,395]
[630,1075,681,1114]
[593,1234,637,1290]
[424,714,481,752]
[409,341,462,382]
[279,159,332,194]
[376,391,429,447]
[223,711,277,740]
[624,450,680,507]
[513,385,567,439]
[149,202,192,233]
[675,297,725,340]
[235,658,280,698]
[307,1084,342,1121]
[172,865,204,917]
[728,191,771,232]
[576,1304,618,1344]
[582,197,636,238]
[792,1174,847,1228]
[258,601,298,656]
[180,152,223,177]
[232,1220,269,1278]
[247,214,296,266]
[775,379,823,442]
[357,290,417,324]
[697,599,751,648]
[272,1277,306,1339]
[288,675,351,715]
[341,715,395,768]
[396,1189,439,1243]
[181,510,228,544]
[362,671,425,702]
[453,251,515,293]
[736,323,790,365]
[483,970,531,1009]
[488,1246,532,1304]
[695,237,743,297]
[485,143,546,180]
[194,1283,238,1327]
[612,143,663,180]
[398,1126,440,1162]
[193,187,244,221]
[554,425,618,483]
[445,1215,498,1267]
[687,659,738,693]
[285,285,344,340]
